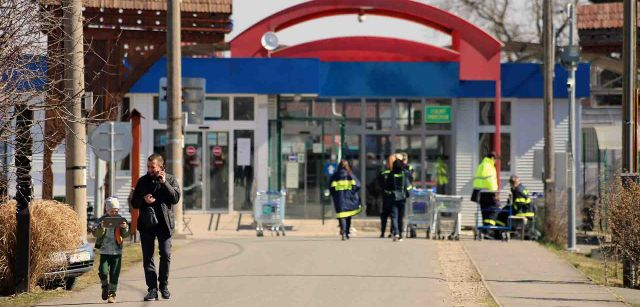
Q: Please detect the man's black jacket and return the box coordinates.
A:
[131,173,181,235]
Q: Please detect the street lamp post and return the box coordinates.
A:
[560,3,580,253]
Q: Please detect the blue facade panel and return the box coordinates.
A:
[130,58,590,99]
[130,58,321,94]
[319,62,460,97]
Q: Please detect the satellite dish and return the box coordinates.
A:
[261,31,279,51]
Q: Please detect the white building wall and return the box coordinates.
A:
[455,98,571,227]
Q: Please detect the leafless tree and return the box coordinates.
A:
[0,0,116,201]
[435,0,575,61]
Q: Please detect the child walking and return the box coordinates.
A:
[93,197,130,303]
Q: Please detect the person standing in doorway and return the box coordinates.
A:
[329,160,362,240]
[384,159,413,241]
[131,154,181,301]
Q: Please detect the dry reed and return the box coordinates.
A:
[0,200,82,294]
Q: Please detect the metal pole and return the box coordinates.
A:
[95,151,101,216]
[567,2,578,252]
[63,0,87,240]
[622,0,637,288]
[543,0,556,242]
[167,0,184,235]
[109,122,116,197]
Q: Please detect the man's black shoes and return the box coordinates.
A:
[160,287,171,299]
[144,289,158,301]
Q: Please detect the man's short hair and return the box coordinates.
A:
[509,175,520,185]
[485,151,498,159]
[148,153,164,166]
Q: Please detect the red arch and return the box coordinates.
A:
[273,36,460,62]
[230,0,502,81]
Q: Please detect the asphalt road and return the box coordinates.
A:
[37,236,451,307]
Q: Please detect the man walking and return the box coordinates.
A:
[131,154,181,301]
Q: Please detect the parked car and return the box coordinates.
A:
[41,239,95,290]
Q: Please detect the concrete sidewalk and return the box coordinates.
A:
[464,240,626,306]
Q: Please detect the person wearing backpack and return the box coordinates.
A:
[329,160,362,240]
[384,159,413,242]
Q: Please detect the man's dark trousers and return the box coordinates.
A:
[140,226,171,290]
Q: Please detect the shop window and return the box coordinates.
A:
[204,97,229,120]
[365,99,393,130]
[478,133,510,172]
[397,99,422,131]
[479,101,511,126]
[234,130,254,211]
[233,97,255,120]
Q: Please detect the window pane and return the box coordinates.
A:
[479,101,511,126]
[234,97,255,120]
[153,130,167,159]
[280,96,312,117]
[365,99,392,130]
[153,96,160,120]
[204,97,229,120]
[397,99,421,131]
[478,133,510,172]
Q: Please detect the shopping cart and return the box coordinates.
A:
[254,190,286,237]
[405,189,436,239]
[473,190,511,242]
[433,195,463,240]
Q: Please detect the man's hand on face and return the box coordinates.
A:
[144,194,156,204]
[158,170,166,183]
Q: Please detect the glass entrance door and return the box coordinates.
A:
[206,131,229,211]
[181,130,230,212]
[183,132,203,210]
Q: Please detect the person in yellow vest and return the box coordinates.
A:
[471,151,500,227]
[435,157,448,194]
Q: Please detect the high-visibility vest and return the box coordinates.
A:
[473,157,498,191]
[435,159,448,185]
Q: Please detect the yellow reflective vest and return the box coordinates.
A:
[473,157,498,191]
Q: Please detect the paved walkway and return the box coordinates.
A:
[464,240,626,307]
[37,236,450,307]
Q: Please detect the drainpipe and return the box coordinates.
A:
[332,99,344,162]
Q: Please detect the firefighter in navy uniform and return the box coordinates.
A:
[377,154,396,238]
[329,160,362,240]
[383,159,413,242]
[496,175,537,239]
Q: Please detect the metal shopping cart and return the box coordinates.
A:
[433,195,463,240]
[405,189,436,239]
[254,190,286,237]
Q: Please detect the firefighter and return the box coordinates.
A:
[329,160,362,240]
[378,154,396,238]
[435,157,448,194]
[471,152,500,228]
[383,159,413,241]
[398,152,415,184]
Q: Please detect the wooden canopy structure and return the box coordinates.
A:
[40,0,232,198]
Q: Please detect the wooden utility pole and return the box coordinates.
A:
[167,0,184,235]
[543,0,556,239]
[14,105,32,293]
[621,0,637,288]
[130,109,142,241]
[63,0,87,239]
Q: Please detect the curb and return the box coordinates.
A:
[461,242,503,307]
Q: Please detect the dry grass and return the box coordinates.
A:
[0,200,82,294]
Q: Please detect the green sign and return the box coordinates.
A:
[425,106,451,123]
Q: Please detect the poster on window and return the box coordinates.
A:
[285,162,299,189]
[237,138,251,166]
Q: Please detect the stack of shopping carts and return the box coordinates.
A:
[405,189,436,239]
[433,195,463,240]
